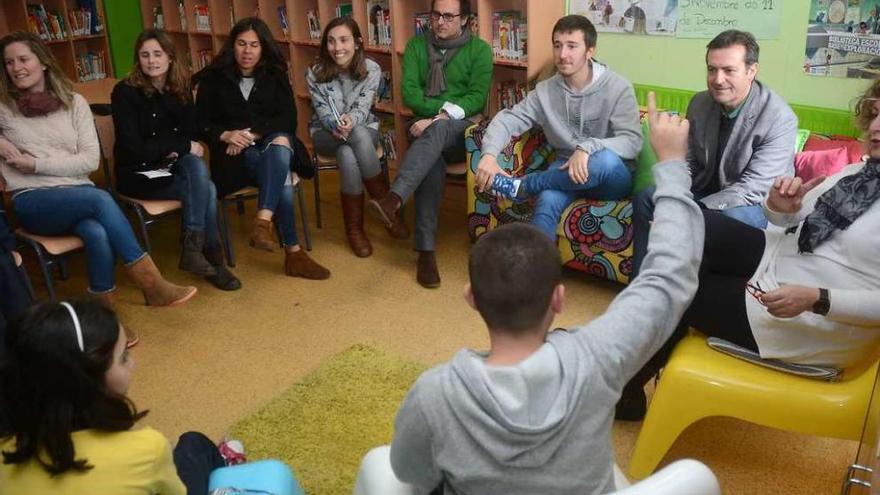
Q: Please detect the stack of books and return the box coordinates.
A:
[336,3,353,18]
[366,1,391,47]
[26,4,68,41]
[375,70,392,105]
[152,6,165,29]
[495,80,529,111]
[195,49,212,70]
[492,11,527,61]
[75,50,106,81]
[278,6,289,37]
[194,5,211,32]
[413,12,431,36]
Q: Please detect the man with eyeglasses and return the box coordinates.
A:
[368,0,492,289]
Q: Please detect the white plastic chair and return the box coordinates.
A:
[352,446,720,495]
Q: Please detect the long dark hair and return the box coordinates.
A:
[0,301,147,475]
[124,29,192,104]
[0,31,73,111]
[312,17,368,83]
[194,17,287,83]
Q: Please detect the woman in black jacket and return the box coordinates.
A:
[194,17,329,280]
[112,29,240,291]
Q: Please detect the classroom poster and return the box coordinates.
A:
[804,0,880,78]
[567,0,679,36]
[676,0,781,39]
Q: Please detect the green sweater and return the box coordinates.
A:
[401,34,493,118]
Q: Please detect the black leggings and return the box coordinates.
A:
[173,432,227,495]
[625,210,766,393]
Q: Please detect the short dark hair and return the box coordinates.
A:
[0,301,146,475]
[552,15,598,49]
[431,0,471,17]
[469,223,562,332]
[706,30,759,66]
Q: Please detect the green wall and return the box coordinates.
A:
[592,1,870,112]
[104,0,144,78]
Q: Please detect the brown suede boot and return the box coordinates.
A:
[366,192,409,239]
[416,250,441,288]
[341,193,372,257]
[363,174,408,238]
[249,218,277,252]
[126,255,198,307]
[284,249,331,280]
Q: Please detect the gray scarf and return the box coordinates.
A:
[425,29,471,97]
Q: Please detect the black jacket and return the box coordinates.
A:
[110,81,198,197]
[195,66,298,197]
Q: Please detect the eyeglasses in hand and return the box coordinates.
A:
[746,281,765,302]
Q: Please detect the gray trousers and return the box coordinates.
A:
[390,118,470,251]
[312,126,381,194]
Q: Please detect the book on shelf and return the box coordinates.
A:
[495,80,529,111]
[307,10,321,39]
[152,6,165,29]
[379,114,397,160]
[76,0,103,34]
[194,4,211,32]
[74,50,106,82]
[492,11,527,61]
[195,49,212,71]
[375,70,392,104]
[278,6,289,37]
[27,4,67,41]
[413,12,431,36]
[366,1,391,47]
[178,0,187,31]
[336,3,353,18]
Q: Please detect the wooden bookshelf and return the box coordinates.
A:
[0,0,114,95]
[138,0,565,168]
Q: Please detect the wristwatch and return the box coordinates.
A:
[812,288,830,316]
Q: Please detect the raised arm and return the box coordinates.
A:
[575,93,705,390]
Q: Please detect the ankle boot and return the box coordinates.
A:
[284,249,331,280]
[203,245,242,291]
[341,193,372,257]
[250,218,277,252]
[126,255,197,307]
[416,250,441,288]
[179,230,216,276]
[365,189,409,240]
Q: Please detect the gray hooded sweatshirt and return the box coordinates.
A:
[390,160,704,495]
[480,63,643,165]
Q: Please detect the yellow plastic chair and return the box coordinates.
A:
[627,332,880,480]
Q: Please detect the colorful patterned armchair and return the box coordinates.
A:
[465,118,652,285]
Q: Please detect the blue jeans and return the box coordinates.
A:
[13,185,146,293]
[243,133,299,246]
[137,154,220,247]
[631,186,768,278]
[525,149,633,239]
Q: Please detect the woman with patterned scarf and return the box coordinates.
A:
[616,80,880,421]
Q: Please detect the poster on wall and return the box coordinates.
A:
[804,0,880,78]
[567,0,679,36]
[676,0,780,39]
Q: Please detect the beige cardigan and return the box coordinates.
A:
[0,93,99,193]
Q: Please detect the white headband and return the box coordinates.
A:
[59,302,84,352]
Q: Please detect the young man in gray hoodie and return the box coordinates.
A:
[389,93,704,494]
[475,15,642,239]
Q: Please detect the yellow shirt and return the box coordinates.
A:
[0,427,186,495]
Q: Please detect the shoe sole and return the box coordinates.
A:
[249,239,276,252]
[367,200,394,228]
[179,263,217,277]
[148,286,198,308]
[417,278,441,289]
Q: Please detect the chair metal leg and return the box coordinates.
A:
[219,200,236,267]
[18,263,36,301]
[132,205,152,253]
[57,258,69,280]
[313,166,323,229]
[296,184,312,251]
[32,247,57,301]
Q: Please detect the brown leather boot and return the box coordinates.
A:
[416,250,441,288]
[125,255,197,307]
[365,187,409,239]
[284,249,331,280]
[341,193,372,257]
[249,218,277,252]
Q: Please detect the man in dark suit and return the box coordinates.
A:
[631,29,797,277]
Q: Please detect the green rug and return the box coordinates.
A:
[229,345,428,495]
